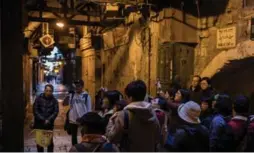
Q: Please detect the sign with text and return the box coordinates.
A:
[217,26,236,49]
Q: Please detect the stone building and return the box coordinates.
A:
[80,0,254,100]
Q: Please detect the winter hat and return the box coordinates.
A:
[178,101,201,124]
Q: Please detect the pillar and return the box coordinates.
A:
[1,0,25,151]
[80,26,96,109]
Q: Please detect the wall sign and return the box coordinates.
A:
[216,26,236,49]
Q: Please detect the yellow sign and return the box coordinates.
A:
[217,26,236,49]
[40,34,55,48]
[34,129,53,148]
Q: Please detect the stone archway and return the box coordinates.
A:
[201,40,254,95]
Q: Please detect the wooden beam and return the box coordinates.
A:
[28,16,102,26]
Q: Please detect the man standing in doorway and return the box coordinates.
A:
[68,80,92,145]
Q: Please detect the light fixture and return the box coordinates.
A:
[56,21,64,28]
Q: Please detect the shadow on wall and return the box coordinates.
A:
[211,57,254,96]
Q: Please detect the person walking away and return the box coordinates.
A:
[67,80,92,145]
[33,84,59,152]
[244,114,254,151]
[189,75,202,104]
[70,112,119,152]
[171,101,209,152]
[106,80,160,152]
[200,97,214,129]
[209,94,233,152]
[227,95,249,151]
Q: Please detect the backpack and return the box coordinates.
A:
[180,125,209,152]
[119,109,132,152]
[215,117,235,152]
[64,93,88,135]
[74,142,118,152]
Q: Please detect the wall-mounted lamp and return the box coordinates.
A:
[56,21,65,28]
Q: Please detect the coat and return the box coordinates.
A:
[172,124,209,152]
[106,101,160,152]
[33,94,59,130]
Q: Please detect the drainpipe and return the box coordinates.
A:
[148,27,151,96]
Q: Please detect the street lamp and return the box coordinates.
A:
[56,21,64,28]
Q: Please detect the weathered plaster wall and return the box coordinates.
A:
[195,0,254,77]
[101,9,198,96]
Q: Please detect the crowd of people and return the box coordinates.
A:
[33,76,254,152]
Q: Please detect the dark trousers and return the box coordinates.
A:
[70,123,78,145]
[36,139,54,152]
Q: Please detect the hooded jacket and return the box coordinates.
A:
[106,101,160,152]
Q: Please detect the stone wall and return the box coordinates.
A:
[195,0,253,77]
[101,9,198,96]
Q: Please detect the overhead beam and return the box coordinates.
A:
[28,16,125,27]
[28,16,102,26]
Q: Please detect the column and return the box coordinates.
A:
[1,0,25,151]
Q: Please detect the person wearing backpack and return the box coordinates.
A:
[244,115,254,151]
[209,94,233,152]
[171,101,209,152]
[69,112,119,152]
[106,80,161,152]
[226,95,250,151]
[64,80,92,145]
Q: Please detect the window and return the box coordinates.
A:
[244,0,254,7]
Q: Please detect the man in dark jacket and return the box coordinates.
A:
[172,101,209,152]
[189,75,202,104]
[33,84,59,152]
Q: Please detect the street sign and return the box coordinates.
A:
[39,34,55,48]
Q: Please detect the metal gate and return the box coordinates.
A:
[157,43,195,90]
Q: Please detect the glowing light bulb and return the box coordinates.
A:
[56,21,64,28]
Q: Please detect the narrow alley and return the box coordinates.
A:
[2,0,254,152]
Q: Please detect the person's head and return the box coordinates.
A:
[44,84,54,97]
[174,89,190,103]
[191,75,201,88]
[233,95,250,117]
[74,80,84,93]
[200,77,211,91]
[178,101,201,124]
[125,80,147,102]
[201,97,212,112]
[77,112,106,136]
[102,90,123,110]
[214,94,232,116]
[114,100,128,112]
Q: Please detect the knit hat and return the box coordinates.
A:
[178,101,201,124]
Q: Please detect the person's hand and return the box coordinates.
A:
[45,120,50,125]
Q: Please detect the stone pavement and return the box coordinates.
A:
[24,124,82,152]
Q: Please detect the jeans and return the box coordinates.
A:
[36,139,54,152]
[70,123,78,145]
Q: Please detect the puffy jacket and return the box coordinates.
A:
[33,93,59,130]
